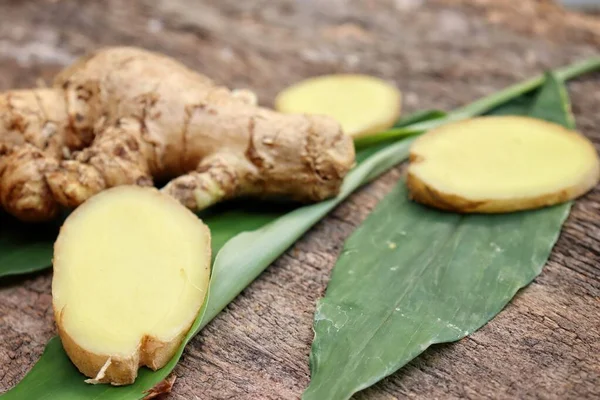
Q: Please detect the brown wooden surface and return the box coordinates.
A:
[1,1,600,399]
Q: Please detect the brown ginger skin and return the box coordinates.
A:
[0,89,71,221]
[0,47,355,221]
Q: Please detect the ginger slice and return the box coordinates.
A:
[275,74,401,138]
[52,186,211,385]
[407,116,600,213]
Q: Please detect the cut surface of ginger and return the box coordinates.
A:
[52,186,211,385]
[275,74,401,138]
[407,116,600,213]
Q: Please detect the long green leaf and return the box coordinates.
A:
[0,213,63,277]
[393,109,448,128]
[303,73,578,399]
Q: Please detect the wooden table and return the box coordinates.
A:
[1,1,599,398]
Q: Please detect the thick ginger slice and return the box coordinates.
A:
[275,74,401,138]
[407,116,600,213]
[52,186,211,385]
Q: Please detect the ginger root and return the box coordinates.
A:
[52,185,211,385]
[275,74,401,138]
[407,116,600,213]
[0,47,355,222]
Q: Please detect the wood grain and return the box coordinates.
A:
[1,1,599,398]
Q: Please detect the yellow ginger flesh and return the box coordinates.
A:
[275,74,401,138]
[52,185,211,385]
[407,116,600,213]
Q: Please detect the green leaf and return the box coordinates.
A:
[1,137,414,400]
[353,110,448,150]
[0,213,61,277]
[304,187,570,400]
[528,72,575,128]
[393,109,447,128]
[485,72,574,129]
[303,73,579,399]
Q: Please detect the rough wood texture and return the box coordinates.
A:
[1,1,599,398]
